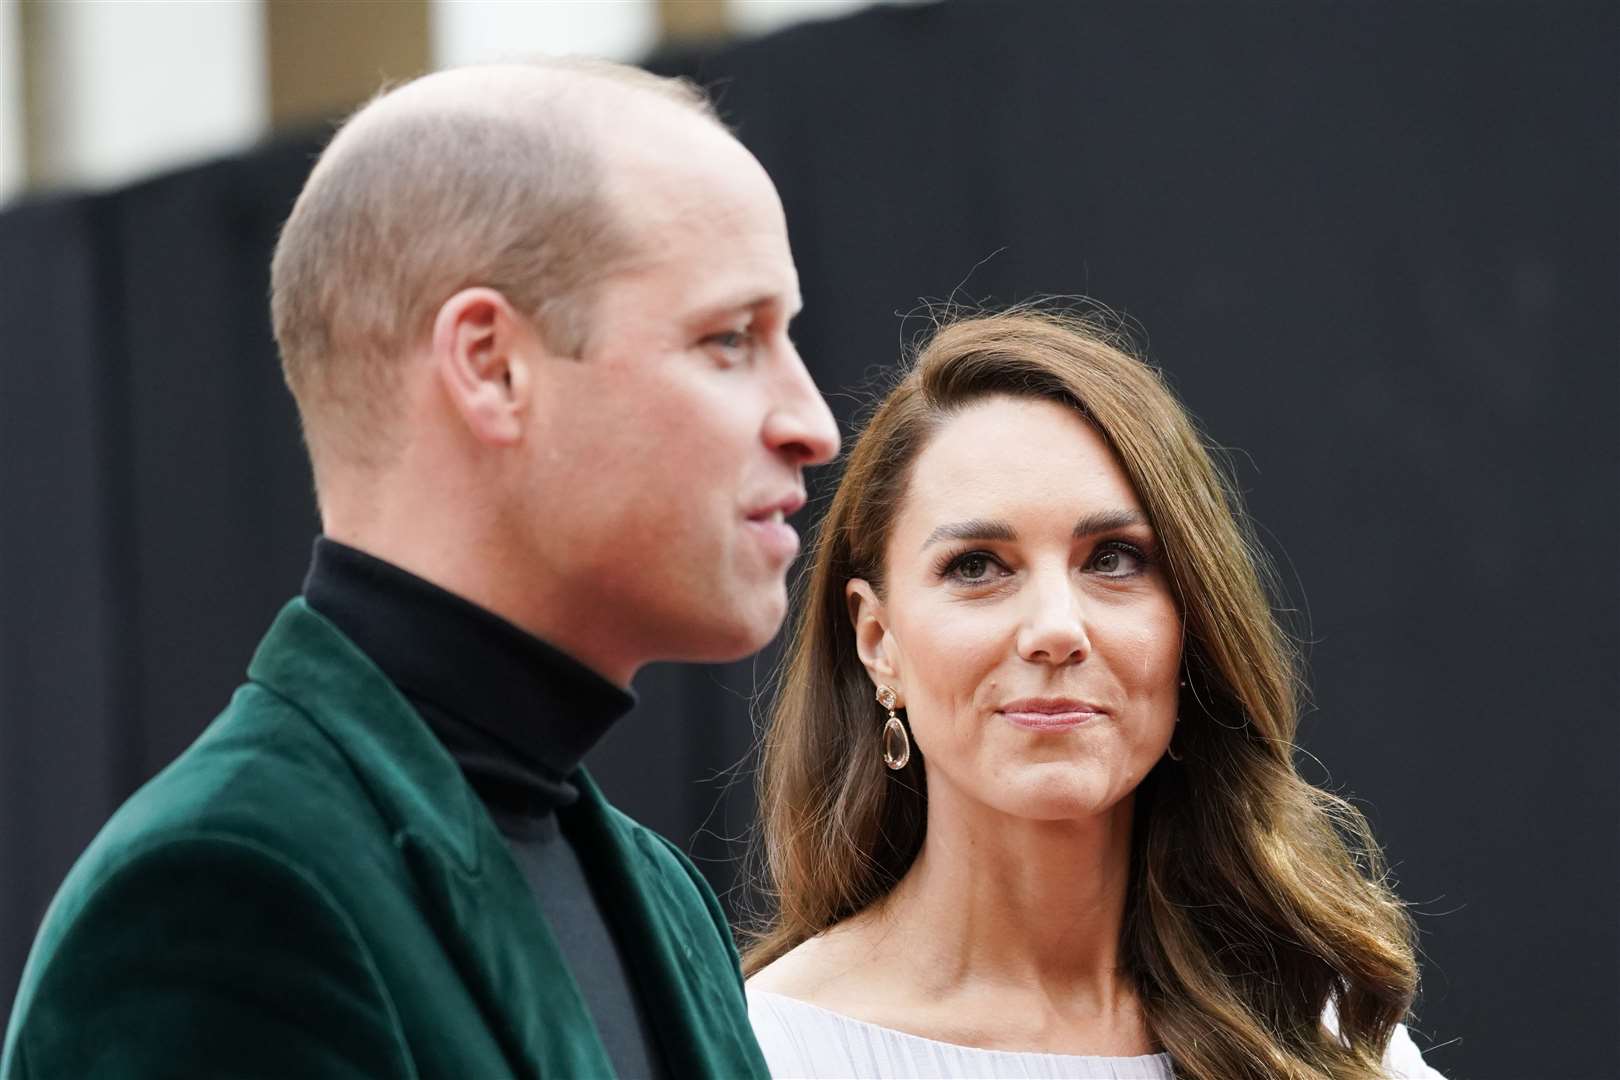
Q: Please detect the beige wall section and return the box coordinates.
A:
[658,0,729,43]
[0,0,892,203]
[23,0,266,192]
[0,0,24,203]
[430,1,657,68]
[730,0,879,36]
[266,0,430,130]
[19,0,53,190]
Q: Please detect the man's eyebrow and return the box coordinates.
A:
[692,292,799,323]
[1073,509,1150,538]
[920,519,1018,551]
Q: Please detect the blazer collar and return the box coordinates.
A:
[247,599,614,1079]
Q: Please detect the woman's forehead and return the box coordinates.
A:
[893,397,1144,541]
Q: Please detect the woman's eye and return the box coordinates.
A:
[942,551,1004,584]
[1089,544,1145,577]
[957,554,990,580]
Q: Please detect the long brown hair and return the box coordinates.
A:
[747,308,1418,1080]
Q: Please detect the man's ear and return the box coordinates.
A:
[432,287,537,445]
[846,578,902,696]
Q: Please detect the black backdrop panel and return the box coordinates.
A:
[658,5,1620,1075]
[111,151,318,781]
[2,3,1615,1077]
[0,197,128,1022]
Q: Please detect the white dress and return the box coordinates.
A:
[748,989,1446,1080]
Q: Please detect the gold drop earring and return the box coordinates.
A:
[876,685,910,770]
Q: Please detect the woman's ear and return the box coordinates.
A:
[432,286,536,446]
[846,578,901,693]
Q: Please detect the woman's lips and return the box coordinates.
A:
[997,699,1106,730]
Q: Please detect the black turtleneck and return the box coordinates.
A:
[304,538,666,1080]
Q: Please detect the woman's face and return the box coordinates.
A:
[849,394,1182,823]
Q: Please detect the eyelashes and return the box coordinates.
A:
[937,550,1008,584]
[934,539,1155,586]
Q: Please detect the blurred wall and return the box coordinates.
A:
[24,0,265,190]
[0,0,22,200]
[0,0,895,205]
[1,3,1616,1079]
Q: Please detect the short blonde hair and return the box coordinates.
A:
[269,59,717,473]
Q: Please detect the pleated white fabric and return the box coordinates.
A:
[747,989,1448,1080]
[748,990,1173,1079]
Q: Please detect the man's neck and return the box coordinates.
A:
[302,536,637,799]
[319,522,641,689]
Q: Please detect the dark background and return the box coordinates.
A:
[3,2,1615,1076]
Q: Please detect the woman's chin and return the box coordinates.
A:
[983,766,1131,824]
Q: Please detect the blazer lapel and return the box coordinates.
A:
[247,600,615,1079]
[396,828,612,1079]
[563,772,767,1080]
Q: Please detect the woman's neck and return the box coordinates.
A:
[876,783,1138,1008]
[749,779,1153,1056]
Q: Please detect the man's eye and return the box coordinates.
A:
[706,329,753,350]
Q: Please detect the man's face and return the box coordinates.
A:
[515,122,839,674]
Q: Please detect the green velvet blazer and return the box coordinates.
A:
[2,600,770,1079]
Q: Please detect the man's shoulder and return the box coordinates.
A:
[103,680,378,853]
[596,800,709,895]
[4,735,418,1079]
[47,680,394,942]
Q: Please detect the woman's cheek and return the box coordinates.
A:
[895,607,1001,749]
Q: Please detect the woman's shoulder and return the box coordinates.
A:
[743,944,816,998]
[747,920,883,1001]
[1322,1000,1447,1079]
[749,973,1444,1080]
[1381,1022,1448,1079]
[749,932,1443,1079]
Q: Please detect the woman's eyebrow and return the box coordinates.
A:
[920,519,1017,551]
[921,509,1149,552]
[1072,509,1149,538]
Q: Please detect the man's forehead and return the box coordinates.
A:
[607,208,799,311]
[615,249,801,318]
[693,280,804,320]
[590,119,798,309]
[614,164,786,238]
[602,110,784,223]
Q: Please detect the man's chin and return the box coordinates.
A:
[688,592,789,664]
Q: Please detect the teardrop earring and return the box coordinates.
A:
[876,685,910,770]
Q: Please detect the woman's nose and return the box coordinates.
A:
[1014,574,1090,665]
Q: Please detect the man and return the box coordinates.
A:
[2,59,838,1078]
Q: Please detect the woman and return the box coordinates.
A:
[745,309,1443,1079]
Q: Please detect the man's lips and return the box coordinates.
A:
[744,490,806,522]
[743,492,805,563]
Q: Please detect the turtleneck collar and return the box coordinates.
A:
[302,537,635,814]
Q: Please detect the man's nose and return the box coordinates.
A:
[1015,572,1090,666]
[764,344,841,465]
